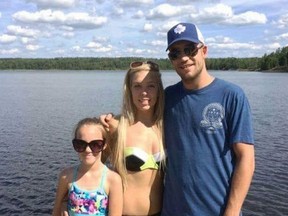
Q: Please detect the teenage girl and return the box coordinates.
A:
[101,61,166,216]
[52,117,123,216]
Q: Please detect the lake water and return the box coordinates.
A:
[0,70,287,216]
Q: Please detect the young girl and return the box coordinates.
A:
[52,117,123,216]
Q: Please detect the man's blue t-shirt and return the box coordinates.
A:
[162,78,254,216]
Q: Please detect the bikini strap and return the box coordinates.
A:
[99,166,108,188]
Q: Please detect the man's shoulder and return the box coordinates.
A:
[215,78,244,94]
[165,81,182,92]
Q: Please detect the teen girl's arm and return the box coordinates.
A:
[52,169,70,216]
[107,170,123,216]
[224,143,255,216]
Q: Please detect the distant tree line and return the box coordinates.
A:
[0,46,287,72]
[206,46,288,72]
[258,46,288,71]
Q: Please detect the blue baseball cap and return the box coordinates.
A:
[166,23,205,51]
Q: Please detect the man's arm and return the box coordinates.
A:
[224,143,255,216]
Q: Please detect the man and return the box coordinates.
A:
[161,23,255,216]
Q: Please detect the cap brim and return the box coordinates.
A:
[166,38,201,51]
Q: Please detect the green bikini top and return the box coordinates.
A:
[124,147,164,171]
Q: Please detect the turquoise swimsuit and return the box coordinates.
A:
[67,166,109,216]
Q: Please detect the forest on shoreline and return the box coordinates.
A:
[0,46,287,72]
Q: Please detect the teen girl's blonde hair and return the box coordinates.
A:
[110,61,166,187]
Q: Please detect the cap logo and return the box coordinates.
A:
[174,24,186,34]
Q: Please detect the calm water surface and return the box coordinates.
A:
[0,70,287,216]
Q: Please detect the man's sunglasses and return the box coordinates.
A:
[130,61,159,70]
[168,43,204,61]
[72,139,105,153]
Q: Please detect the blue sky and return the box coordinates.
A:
[0,0,287,59]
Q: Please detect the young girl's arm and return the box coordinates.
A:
[52,169,70,216]
[107,171,123,216]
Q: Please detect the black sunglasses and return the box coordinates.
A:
[72,139,105,153]
[130,61,159,70]
[168,43,204,61]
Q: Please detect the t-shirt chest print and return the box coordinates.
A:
[200,103,225,134]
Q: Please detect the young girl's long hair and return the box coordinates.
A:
[110,61,166,187]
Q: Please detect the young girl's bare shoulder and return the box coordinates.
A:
[58,166,75,183]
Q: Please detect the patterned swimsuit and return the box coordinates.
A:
[67,165,109,216]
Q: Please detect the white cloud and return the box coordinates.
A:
[92,46,113,52]
[134,49,145,54]
[126,47,144,55]
[94,0,105,4]
[26,0,77,9]
[146,48,159,55]
[54,49,65,55]
[72,46,81,51]
[113,6,124,16]
[13,10,65,23]
[147,4,194,19]
[266,42,281,50]
[276,33,288,40]
[21,37,36,44]
[143,39,166,46]
[13,10,108,29]
[208,40,282,58]
[208,42,263,58]
[0,34,17,43]
[0,48,20,55]
[60,26,74,31]
[210,42,260,50]
[7,25,40,37]
[190,4,233,23]
[26,44,40,51]
[126,47,159,56]
[190,3,267,25]
[92,36,109,43]
[119,0,154,7]
[86,41,102,48]
[86,42,113,52]
[132,10,144,19]
[166,0,204,3]
[227,11,267,25]
[143,23,153,32]
[65,12,107,28]
[276,14,288,29]
[62,32,74,37]
[206,36,234,44]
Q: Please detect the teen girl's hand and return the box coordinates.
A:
[61,201,68,216]
[99,113,119,133]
